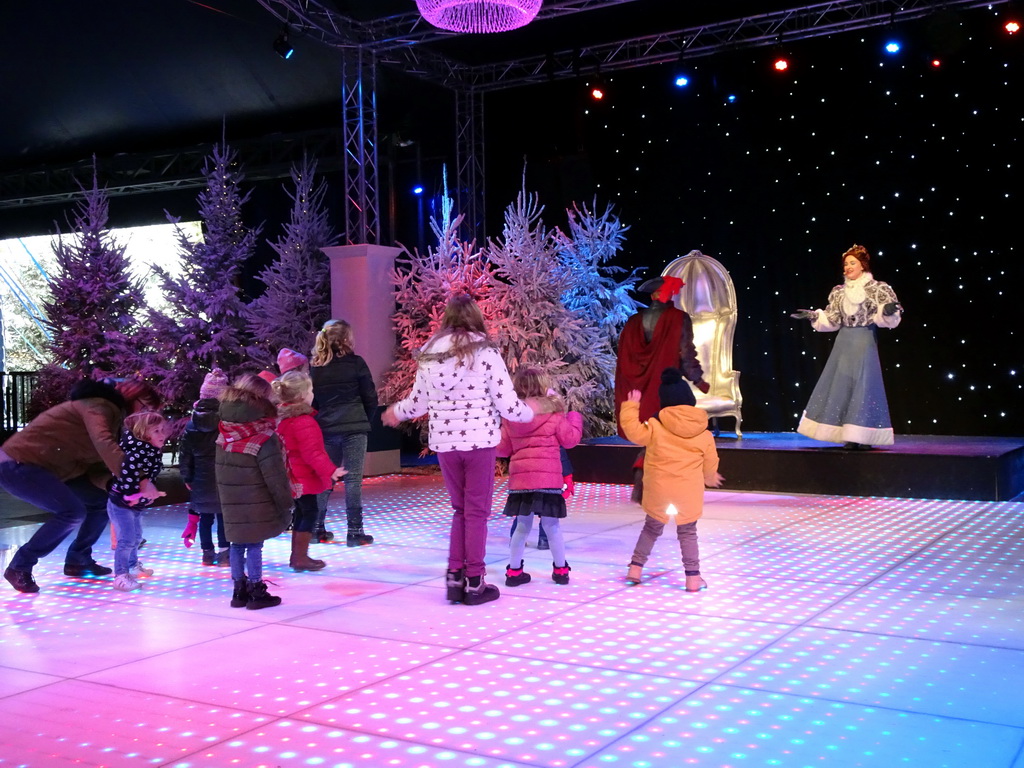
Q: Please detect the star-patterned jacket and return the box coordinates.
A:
[391,331,534,452]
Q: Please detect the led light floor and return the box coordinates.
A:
[1,476,1023,768]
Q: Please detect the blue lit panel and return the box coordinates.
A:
[577,684,1023,767]
[719,626,1024,726]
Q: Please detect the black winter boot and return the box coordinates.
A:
[505,563,532,587]
[463,574,500,605]
[445,568,465,603]
[246,580,282,610]
[346,507,374,547]
[230,578,249,608]
[552,561,572,585]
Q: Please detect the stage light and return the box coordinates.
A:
[773,56,789,72]
[885,40,901,54]
[930,58,942,68]
[674,74,690,87]
[726,94,737,104]
[590,84,605,100]
[1004,2,1021,34]
[273,32,294,59]
[412,185,424,195]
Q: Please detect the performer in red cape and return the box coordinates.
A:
[614,275,709,439]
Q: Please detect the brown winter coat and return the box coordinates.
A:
[2,395,125,489]
[619,400,719,524]
[215,398,293,544]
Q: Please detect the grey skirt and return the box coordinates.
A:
[797,326,894,445]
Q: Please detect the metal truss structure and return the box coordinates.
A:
[254,0,1006,243]
[454,88,486,244]
[0,130,345,211]
[341,47,382,245]
[2,0,1008,242]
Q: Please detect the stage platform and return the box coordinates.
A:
[568,432,1024,501]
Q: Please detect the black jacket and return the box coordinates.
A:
[310,354,378,435]
[178,397,222,515]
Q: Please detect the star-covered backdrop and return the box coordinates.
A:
[488,6,1022,437]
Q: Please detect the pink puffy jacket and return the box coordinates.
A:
[496,409,583,491]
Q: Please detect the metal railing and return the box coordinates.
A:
[1,371,38,439]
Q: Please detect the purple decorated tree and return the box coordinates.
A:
[43,164,148,379]
[247,156,336,367]
[149,142,261,406]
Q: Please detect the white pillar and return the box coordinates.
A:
[322,244,402,476]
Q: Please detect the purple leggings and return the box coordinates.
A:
[437,447,496,578]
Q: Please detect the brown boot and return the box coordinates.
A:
[290,531,326,571]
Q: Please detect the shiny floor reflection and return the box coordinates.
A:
[1,475,1023,767]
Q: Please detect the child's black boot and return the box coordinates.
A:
[552,561,572,585]
[230,578,249,608]
[445,568,465,602]
[246,580,282,610]
[505,563,532,587]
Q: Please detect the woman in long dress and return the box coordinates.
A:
[793,244,903,448]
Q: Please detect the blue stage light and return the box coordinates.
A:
[727,94,737,103]
[412,185,424,195]
[273,33,294,59]
[674,75,690,87]
[885,40,901,54]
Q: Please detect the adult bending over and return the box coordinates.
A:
[382,294,534,606]
[1,378,161,593]
[792,244,903,448]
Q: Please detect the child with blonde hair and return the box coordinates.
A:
[310,319,378,546]
[496,366,582,587]
[107,411,171,591]
[272,370,346,571]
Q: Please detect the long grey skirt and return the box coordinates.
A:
[797,326,894,445]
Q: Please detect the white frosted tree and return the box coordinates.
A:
[246,156,336,366]
[149,142,260,406]
[0,252,51,370]
[485,189,620,436]
[381,183,491,406]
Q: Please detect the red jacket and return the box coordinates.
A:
[276,403,337,497]
[497,405,583,491]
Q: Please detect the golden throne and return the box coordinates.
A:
[662,250,743,436]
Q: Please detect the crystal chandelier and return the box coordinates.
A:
[415,0,542,34]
